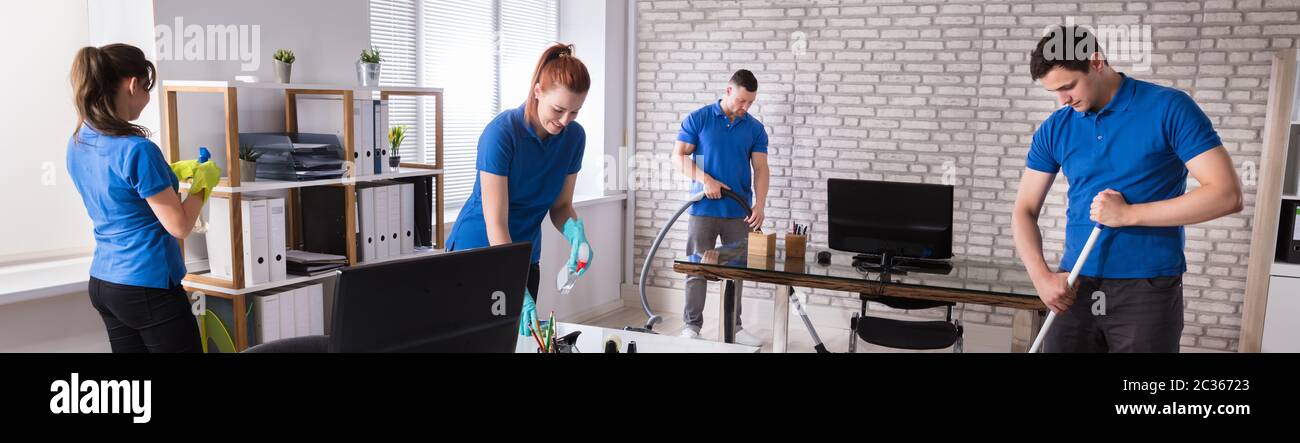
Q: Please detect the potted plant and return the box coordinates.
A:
[387,125,407,172]
[239,143,263,182]
[272,49,295,83]
[358,47,382,86]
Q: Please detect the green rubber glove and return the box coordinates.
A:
[170,160,199,183]
[189,161,221,203]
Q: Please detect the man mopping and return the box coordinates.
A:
[1012,25,1244,352]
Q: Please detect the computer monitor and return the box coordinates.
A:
[329,242,532,352]
[827,179,954,260]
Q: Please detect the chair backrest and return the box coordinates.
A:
[199,309,238,353]
[330,243,531,352]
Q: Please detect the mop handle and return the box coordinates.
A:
[1029,225,1104,353]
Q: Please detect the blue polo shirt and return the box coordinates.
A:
[1027,74,1222,279]
[67,124,186,289]
[447,105,585,264]
[678,100,769,219]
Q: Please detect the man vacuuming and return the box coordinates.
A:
[1012,25,1244,352]
[671,69,771,346]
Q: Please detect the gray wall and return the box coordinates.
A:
[150,0,371,262]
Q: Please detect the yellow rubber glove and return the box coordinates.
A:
[170,160,199,183]
[189,162,222,203]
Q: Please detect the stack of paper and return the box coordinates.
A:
[286,250,348,276]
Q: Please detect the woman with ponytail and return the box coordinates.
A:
[66,44,220,353]
[446,43,593,335]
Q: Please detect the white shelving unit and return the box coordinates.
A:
[353,247,445,267]
[162,79,446,351]
[164,80,446,96]
[1271,262,1300,279]
[182,167,444,193]
[186,248,446,296]
[183,272,335,297]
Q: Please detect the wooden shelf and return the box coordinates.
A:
[353,247,445,267]
[182,167,443,194]
[1243,49,1300,352]
[183,272,336,297]
[162,80,443,96]
[1273,261,1300,279]
[183,248,445,296]
[164,79,447,352]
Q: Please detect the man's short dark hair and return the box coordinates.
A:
[1030,25,1108,81]
[730,69,758,92]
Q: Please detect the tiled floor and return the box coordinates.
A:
[585,306,1014,353]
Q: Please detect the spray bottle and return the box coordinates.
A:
[555,242,591,295]
[190,146,213,234]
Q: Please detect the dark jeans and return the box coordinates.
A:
[88,276,202,353]
[1043,275,1185,353]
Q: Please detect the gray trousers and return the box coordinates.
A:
[1043,275,1185,353]
[683,215,751,332]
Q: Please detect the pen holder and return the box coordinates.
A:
[747,231,776,257]
[537,341,577,354]
[783,254,806,272]
[534,327,580,353]
[785,234,807,259]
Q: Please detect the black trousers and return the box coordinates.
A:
[1043,275,1185,353]
[527,263,540,301]
[88,276,202,353]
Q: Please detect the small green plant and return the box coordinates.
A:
[273,49,295,64]
[360,47,383,64]
[388,125,407,150]
[239,143,263,162]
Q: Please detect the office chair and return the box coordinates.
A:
[198,309,238,353]
[243,243,529,353]
[849,293,964,353]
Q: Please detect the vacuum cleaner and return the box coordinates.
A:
[627,188,831,353]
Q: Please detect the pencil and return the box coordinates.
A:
[548,311,556,352]
[533,315,542,347]
[528,323,544,350]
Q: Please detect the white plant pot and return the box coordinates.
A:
[358,62,381,86]
[274,60,292,83]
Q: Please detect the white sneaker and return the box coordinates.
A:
[680,328,701,340]
[734,328,763,347]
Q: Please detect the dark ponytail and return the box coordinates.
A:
[524,43,591,127]
[71,44,156,140]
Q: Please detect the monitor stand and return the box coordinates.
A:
[852,251,954,283]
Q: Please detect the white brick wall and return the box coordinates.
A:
[634,0,1300,351]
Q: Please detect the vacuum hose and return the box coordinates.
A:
[636,189,752,331]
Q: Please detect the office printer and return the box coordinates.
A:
[239,133,347,181]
